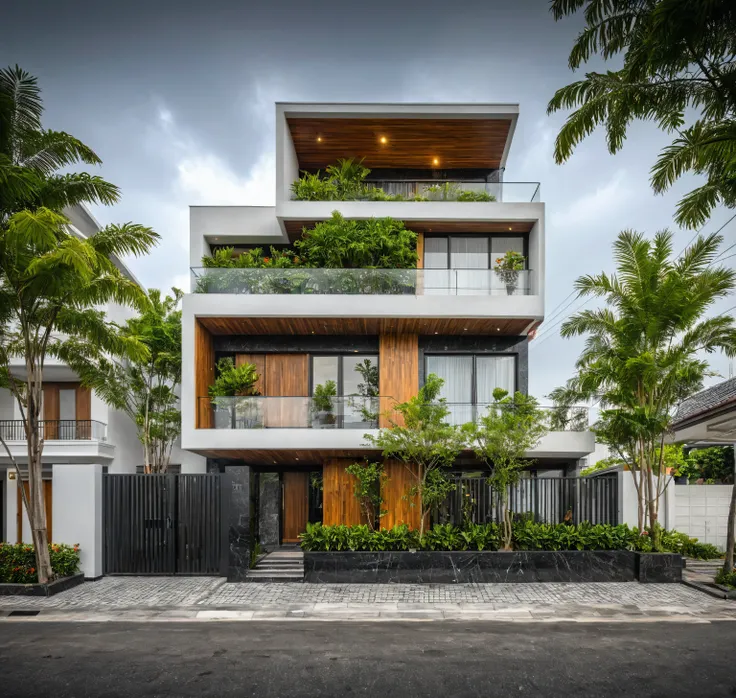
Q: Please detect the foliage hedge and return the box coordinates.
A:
[0,543,80,584]
[299,522,722,558]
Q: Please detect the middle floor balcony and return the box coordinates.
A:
[188,396,594,461]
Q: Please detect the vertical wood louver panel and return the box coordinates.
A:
[195,320,215,428]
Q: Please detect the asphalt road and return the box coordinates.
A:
[1,621,734,697]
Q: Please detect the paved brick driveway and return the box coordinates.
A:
[0,576,731,611]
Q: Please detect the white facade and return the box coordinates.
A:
[182,101,580,462]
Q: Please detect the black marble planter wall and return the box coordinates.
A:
[223,466,253,582]
[636,553,683,583]
[304,550,641,584]
[258,473,280,551]
[0,573,84,597]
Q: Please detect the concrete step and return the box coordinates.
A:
[246,569,304,583]
[248,551,305,582]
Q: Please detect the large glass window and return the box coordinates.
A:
[310,354,379,427]
[423,234,527,295]
[425,354,516,425]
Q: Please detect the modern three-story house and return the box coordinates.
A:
[181,103,594,550]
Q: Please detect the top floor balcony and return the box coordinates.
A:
[290,180,540,204]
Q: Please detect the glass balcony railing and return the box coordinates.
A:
[290,181,541,203]
[441,404,589,431]
[192,268,533,296]
[0,419,108,441]
[198,398,588,432]
[200,396,383,430]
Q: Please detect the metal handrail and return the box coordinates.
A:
[0,419,108,441]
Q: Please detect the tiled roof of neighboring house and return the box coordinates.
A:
[673,377,736,426]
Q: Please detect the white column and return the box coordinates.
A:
[52,464,103,579]
[4,471,18,542]
[617,468,640,527]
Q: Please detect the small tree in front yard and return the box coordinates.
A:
[463,389,548,550]
[345,461,386,531]
[83,288,182,473]
[0,208,157,582]
[364,374,465,537]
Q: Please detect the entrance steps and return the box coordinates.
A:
[247,550,304,582]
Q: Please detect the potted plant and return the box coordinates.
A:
[312,380,337,428]
[494,250,526,295]
[208,357,261,428]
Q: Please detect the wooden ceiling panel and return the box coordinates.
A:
[287,117,512,170]
[283,219,533,241]
[198,317,532,336]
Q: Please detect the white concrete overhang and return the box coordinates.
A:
[0,439,115,464]
[185,291,544,325]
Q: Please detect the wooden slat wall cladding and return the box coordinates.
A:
[381,460,420,530]
[287,117,512,170]
[378,334,419,427]
[236,354,266,394]
[264,354,309,428]
[200,317,531,336]
[322,458,364,527]
[416,233,424,269]
[282,472,309,543]
[195,320,215,428]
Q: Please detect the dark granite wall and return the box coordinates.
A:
[223,466,253,582]
[258,473,281,551]
[214,336,379,354]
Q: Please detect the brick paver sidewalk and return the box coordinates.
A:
[1,576,735,622]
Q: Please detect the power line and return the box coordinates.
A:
[539,289,579,328]
[535,291,582,338]
[530,296,594,349]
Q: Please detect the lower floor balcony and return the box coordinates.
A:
[0,420,114,464]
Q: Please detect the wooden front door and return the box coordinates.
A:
[17,480,53,543]
[281,472,309,543]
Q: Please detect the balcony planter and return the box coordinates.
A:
[311,410,337,429]
[303,551,683,584]
[0,572,84,597]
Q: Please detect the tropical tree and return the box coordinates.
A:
[345,461,386,531]
[548,0,736,228]
[0,208,157,582]
[0,65,118,223]
[364,374,465,537]
[551,230,736,549]
[81,289,183,474]
[463,389,549,550]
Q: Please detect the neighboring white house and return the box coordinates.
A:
[0,204,206,576]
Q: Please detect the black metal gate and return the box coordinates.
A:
[103,474,223,575]
[435,475,619,526]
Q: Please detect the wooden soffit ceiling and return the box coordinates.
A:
[198,317,533,336]
[283,219,533,241]
[287,117,512,170]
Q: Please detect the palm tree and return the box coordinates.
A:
[548,0,736,228]
[0,65,119,222]
[551,230,736,549]
[0,66,158,583]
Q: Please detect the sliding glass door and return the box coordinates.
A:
[310,354,379,428]
[425,354,516,425]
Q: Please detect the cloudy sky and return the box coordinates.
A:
[3,0,734,400]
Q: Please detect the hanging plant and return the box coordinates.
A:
[494,250,526,295]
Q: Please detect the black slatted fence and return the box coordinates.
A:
[435,475,618,526]
[103,474,222,575]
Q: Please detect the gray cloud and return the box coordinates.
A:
[2,0,734,399]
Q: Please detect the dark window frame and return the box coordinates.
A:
[309,353,379,397]
[423,233,529,270]
[423,352,518,405]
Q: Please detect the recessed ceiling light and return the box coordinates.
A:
[434,331,439,334]
[497,327,501,331]
[380,136,387,144]
[464,328,468,331]
[508,227,513,231]
[317,136,322,142]
[432,158,439,166]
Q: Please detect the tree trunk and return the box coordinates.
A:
[724,444,736,574]
[26,367,53,584]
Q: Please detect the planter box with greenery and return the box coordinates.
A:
[297,522,708,584]
[0,543,82,596]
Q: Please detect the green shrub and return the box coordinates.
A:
[715,568,736,589]
[457,190,497,202]
[291,171,337,201]
[294,212,418,269]
[0,543,80,583]
[208,357,260,399]
[299,522,717,555]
